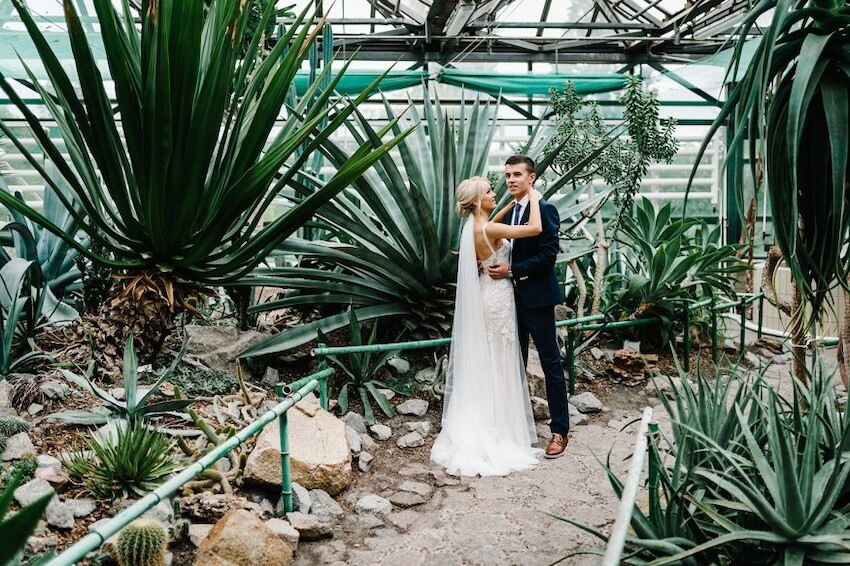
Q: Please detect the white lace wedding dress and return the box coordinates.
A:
[430,220,540,477]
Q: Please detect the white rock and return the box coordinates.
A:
[265,517,300,549]
[369,423,392,441]
[355,494,392,518]
[2,432,36,461]
[403,421,432,436]
[396,399,428,416]
[396,431,425,449]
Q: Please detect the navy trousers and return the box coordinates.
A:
[517,305,570,435]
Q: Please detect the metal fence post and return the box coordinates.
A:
[682,307,691,373]
[567,327,576,395]
[276,384,293,514]
[711,296,718,364]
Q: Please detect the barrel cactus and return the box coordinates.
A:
[115,518,168,566]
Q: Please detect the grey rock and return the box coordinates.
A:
[360,432,378,452]
[341,412,368,435]
[398,481,432,498]
[570,392,602,413]
[358,451,375,473]
[39,380,70,400]
[345,425,362,455]
[386,357,410,374]
[13,478,54,507]
[531,396,550,420]
[286,512,333,540]
[189,524,214,547]
[45,499,75,529]
[265,517,300,549]
[261,367,280,389]
[36,454,61,470]
[309,489,344,523]
[355,494,392,518]
[744,351,762,368]
[369,423,392,441]
[414,368,436,383]
[0,379,12,409]
[396,431,425,449]
[377,388,395,401]
[396,399,428,416]
[387,491,427,508]
[27,404,43,416]
[64,498,97,518]
[590,347,605,360]
[292,482,312,514]
[2,432,36,461]
[403,421,432,436]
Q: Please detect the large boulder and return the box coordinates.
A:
[183,325,268,376]
[194,509,293,566]
[244,394,352,495]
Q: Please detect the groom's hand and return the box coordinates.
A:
[487,262,510,279]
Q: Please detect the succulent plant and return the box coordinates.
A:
[115,518,168,566]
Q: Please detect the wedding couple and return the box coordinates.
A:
[430,155,570,477]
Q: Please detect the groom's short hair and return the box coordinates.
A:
[505,154,535,175]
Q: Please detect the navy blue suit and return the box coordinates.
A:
[505,198,569,435]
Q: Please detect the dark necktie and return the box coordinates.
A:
[512,203,523,225]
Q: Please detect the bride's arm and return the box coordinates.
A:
[484,190,543,239]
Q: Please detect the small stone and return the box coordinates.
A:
[36,454,61,470]
[13,478,54,507]
[396,431,424,449]
[358,451,375,473]
[370,423,392,441]
[360,433,378,452]
[377,388,395,401]
[3,432,36,460]
[386,357,410,374]
[590,347,605,360]
[345,425,362,455]
[39,380,70,400]
[45,499,75,529]
[64,498,97,518]
[341,412,368,434]
[261,367,280,389]
[396,399,428,416]
[286,512,333,541]
[26,404,43,416]
[398,481,432,498]
[570,392,602,413]
[309,489,344,523]
[35,466,69,488]
[265,517,300,549]
[387,492,427,508]
[530,397,550,421]
[355,494,392,518]
[403,421,432,436]
[189,524,214,547]
[109,387,126,401]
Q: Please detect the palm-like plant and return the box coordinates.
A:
[0,0,410,355]
[692,0,850,324]
[241,90,610,356]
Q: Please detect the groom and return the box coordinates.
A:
[488,154,569,458]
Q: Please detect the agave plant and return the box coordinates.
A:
[691,0,850,325]
[241,89,612,356]
[0,0,410,356]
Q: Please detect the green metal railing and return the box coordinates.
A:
[47,367,334,566]
[601,407,655,565]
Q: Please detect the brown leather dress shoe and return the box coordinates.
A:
[544,433,568,459]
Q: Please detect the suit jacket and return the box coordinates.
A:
[504,198,565,309]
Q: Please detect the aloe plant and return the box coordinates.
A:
[0,0,410,286]
[691,0,850,325]
[241,89,611,356]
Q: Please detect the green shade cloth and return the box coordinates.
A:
[434,68,628,97]
[293,70,427,96]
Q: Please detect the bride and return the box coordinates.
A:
[431,176,544,477]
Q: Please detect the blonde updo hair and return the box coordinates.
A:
[455,176,490,218]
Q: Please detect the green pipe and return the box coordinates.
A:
[738,303,746,354]
[576,317,658,332]
[47,369,334,566]
[757,294,764,338]
[282,374,320,395]
[690,297,713,309]
[556,314,605,328]
[279,410,293,514]
[647,422,661,522]
[312,337,451,356]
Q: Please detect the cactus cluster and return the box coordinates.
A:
[0,416,30,453]
[115,518,168,566]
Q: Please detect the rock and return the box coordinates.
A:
[386,357,410,374]
[345,425,362,455]
[244,393,352,495]
[397,463,432,477]
[403,421,432,436]
[35,466,69,488]
[45,499,75,529]
[360,433,378,452]
[184,325,269,377]
[142,499,175,524]
[109,387,125,400]
[396,431,425,449]
[743,351,762,368]
[341,412,367,435]
[0,379,11,410]
[570,392,602,413]
[292,482,312,514]
[261,367,281,389]
[286,512,333,541]
[369,423,392,441]
[358,451,375,473]
[398,481,432,498]
[2,432,36,461]
[39,380,70,400]
[13,478,54,507]
[180,493,261,522]
[431,470,460,487]
[26,535,58,555]
[413,368,436,383]
[387,491,427,508]
[36,454,61,470]
[377,388,395,401]
[195,509,293,566]
[189,524,214,547]
[396,399,428,416]
[590,347,605,361]
[64,498,96,518]
[27,403,43,416]
[355,494,392,518]
[525,348,545,398]
[308,489,344,523]
[530,396,550,421]
[646,376,694,400]
[265,517,300,549]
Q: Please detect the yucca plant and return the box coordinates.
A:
[691,0,850,325]
[241,89,611,356]
[0,0,410,357]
